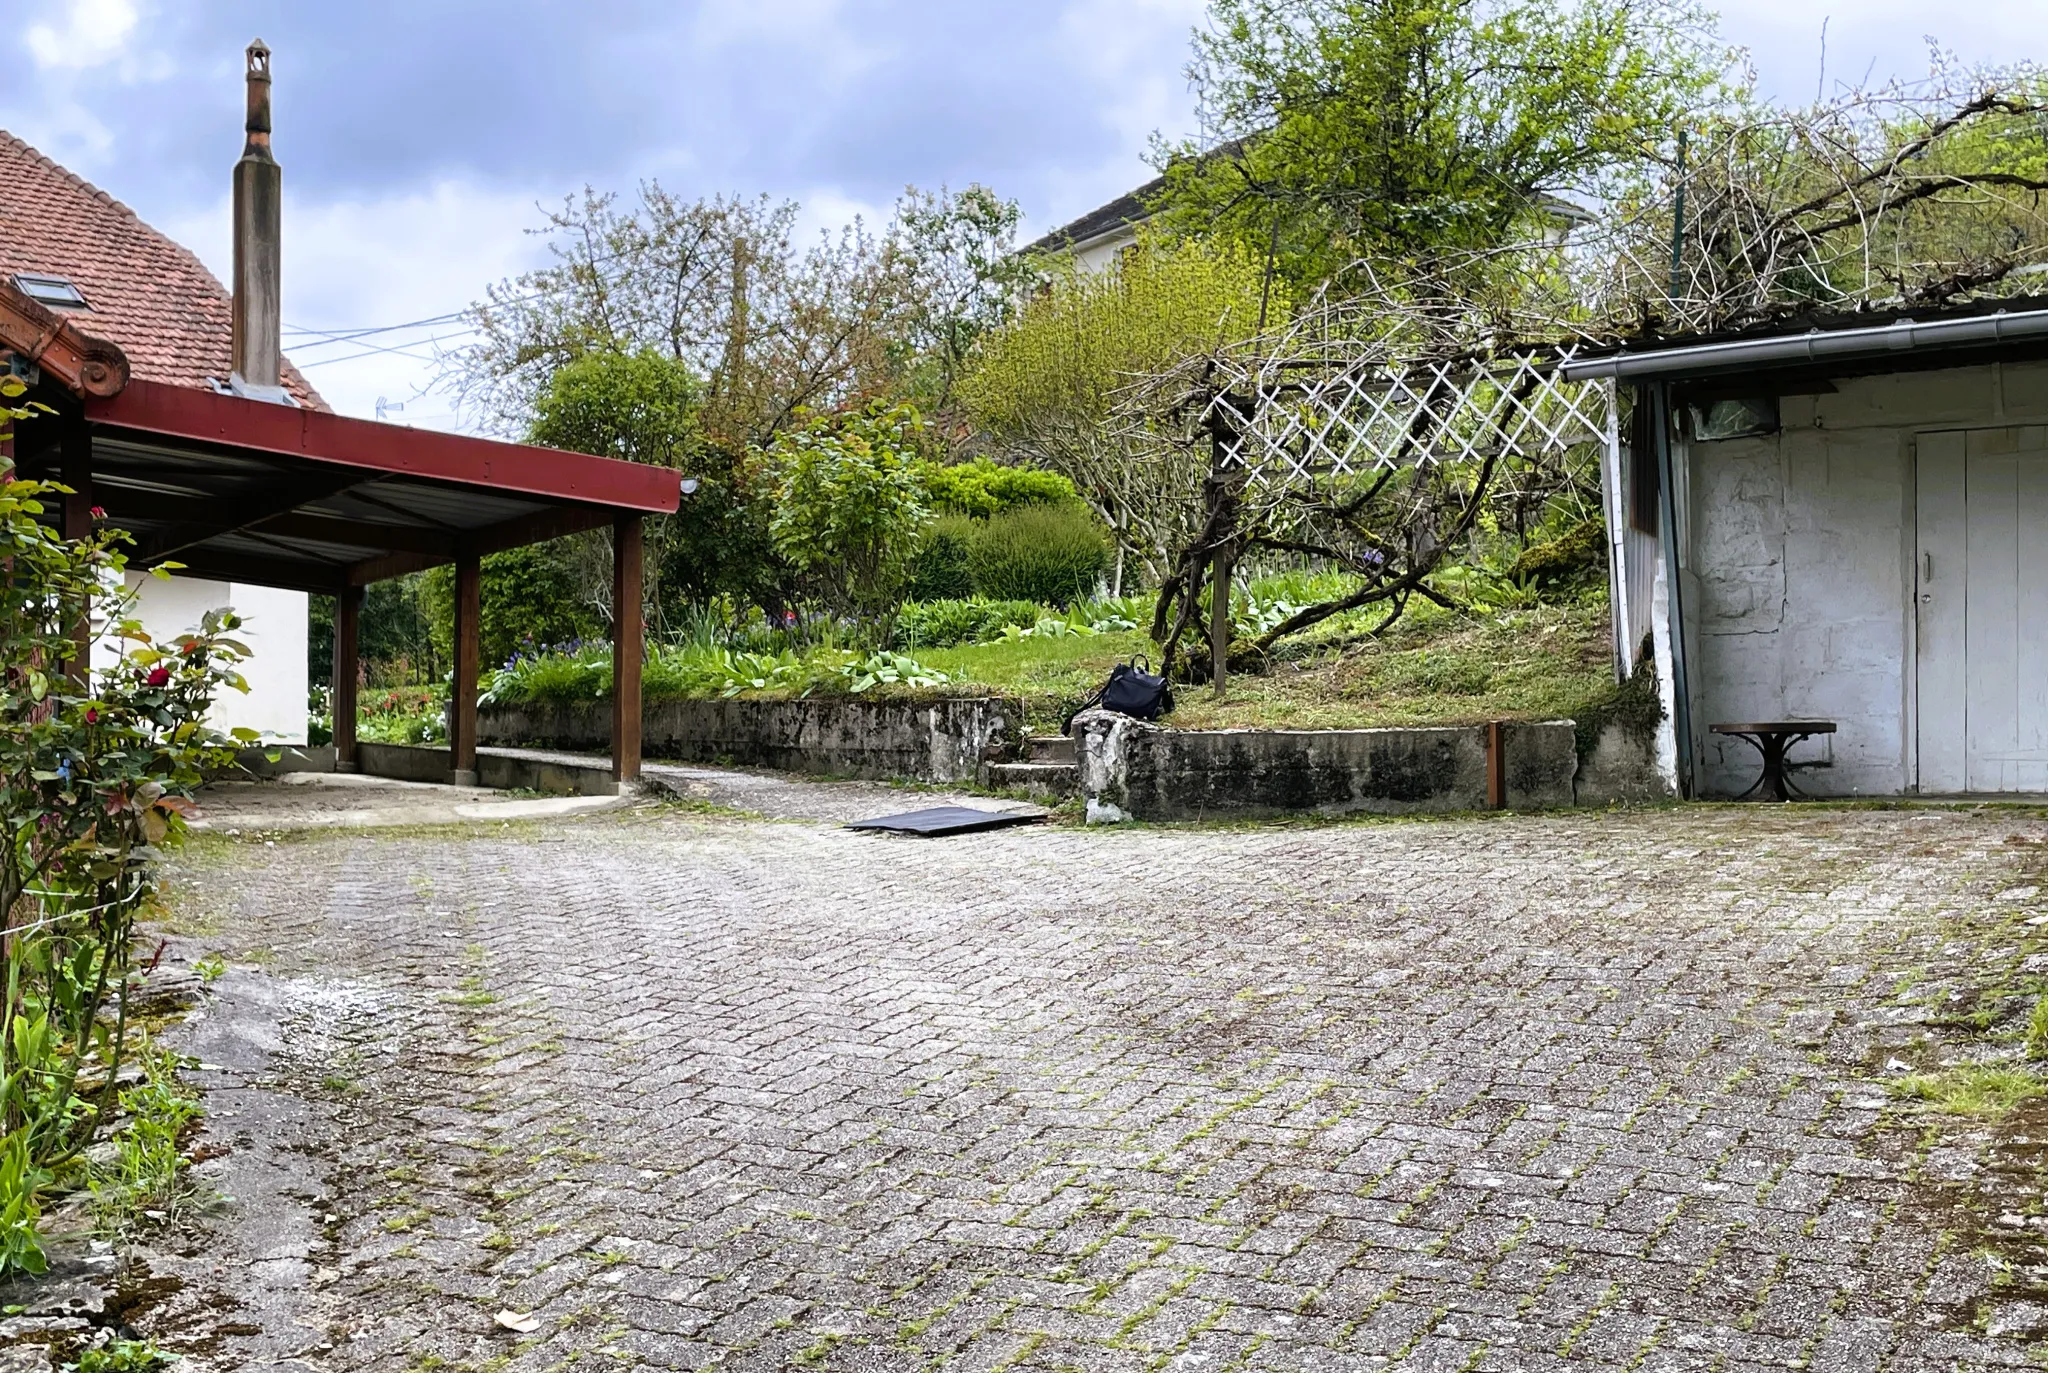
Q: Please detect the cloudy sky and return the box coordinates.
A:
[3,0,2037,430]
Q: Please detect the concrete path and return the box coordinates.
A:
[128,775,2048,1370]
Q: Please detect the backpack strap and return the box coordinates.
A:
[1060,682,1107,736]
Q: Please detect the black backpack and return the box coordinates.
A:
[1064,656,1174,732]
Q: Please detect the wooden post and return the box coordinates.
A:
[1209,543,1232,698]
[611,516,643,786]
[1486,720,1507,810]
[61,419,94,683]
[333,585,362,772]
[450,552,480,785]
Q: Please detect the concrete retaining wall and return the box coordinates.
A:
[1073,710,1582,823]
[477,696,1020,784]
[352,743,620,796]
[1574,719,1673,807]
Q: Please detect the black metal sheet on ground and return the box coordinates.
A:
[845,805,1045,836]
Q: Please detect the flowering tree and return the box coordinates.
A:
[0,377,253,1271]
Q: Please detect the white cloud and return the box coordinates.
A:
[26,0,140,70]
[162,180,555,432]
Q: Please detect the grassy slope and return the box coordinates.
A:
[916,598,1614,734]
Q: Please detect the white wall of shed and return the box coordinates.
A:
[1682,359,2048,797]
[93,575,309,743]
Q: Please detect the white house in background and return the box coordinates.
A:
[2,121,322,742]
[92,576,310,742]
[1027,145,1595,272]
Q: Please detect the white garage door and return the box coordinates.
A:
[1917,427,2048,793]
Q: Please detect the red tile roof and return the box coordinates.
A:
[0,131,324,409]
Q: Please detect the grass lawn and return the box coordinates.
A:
[917,598,1617,734]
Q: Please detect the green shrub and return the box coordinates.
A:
[1507,517,1607,590]
[481,640,951,705]
[422,542,600,672]
[895,598,1044,649]
[918,459,1078,518]
[905,514,978,601]
[967,502,1111,606]
[767,403,930,619]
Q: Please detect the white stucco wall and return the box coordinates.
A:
[1070,229,1137,275]
[93,574,309,743]
[1683,359,2048,797]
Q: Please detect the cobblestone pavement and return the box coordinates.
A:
[146,781,2048,1371]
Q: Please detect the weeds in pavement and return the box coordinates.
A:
[86,1041,205,1235]
[1891,1064,2046,1119]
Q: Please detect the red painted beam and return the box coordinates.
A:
[85,378,682,515]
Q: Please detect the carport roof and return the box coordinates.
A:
[7,379,681,590]
[48,378,685,595]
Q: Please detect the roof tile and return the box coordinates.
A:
[0,131,325,409]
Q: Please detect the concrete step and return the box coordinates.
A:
[1026,734,1076,764]
[987,761,1077,798]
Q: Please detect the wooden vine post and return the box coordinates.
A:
[1209,430,1231,698]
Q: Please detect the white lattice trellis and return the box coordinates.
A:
[1200,343,1614,487]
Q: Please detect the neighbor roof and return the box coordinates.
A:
[1028,136,1593,258]
[0,131,324,409]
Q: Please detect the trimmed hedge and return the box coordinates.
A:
[966,502,1111,607]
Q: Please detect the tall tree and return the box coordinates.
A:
[1156,0,1722,290]
[451,182,1028,452]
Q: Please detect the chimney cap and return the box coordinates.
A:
[246,38,271,78]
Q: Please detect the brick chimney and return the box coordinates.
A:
[229,39,286,402]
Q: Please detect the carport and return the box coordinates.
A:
[4,304,680,787]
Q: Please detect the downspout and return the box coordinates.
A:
[1651,380,1694,797]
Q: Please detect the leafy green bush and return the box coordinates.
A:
[358,687,447,744]
[767,403,930,618]
[480,641,950,705]
[895,598,1044,648]
[421,542,600,672]
[918,458,1078,518]
[967,502,1111,606]
[0,408,253,1272]
[904,513,978,601]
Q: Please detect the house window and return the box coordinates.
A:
[1686,395,1778,442]
[11,273,89,309]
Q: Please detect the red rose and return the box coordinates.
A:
[84,706,99,723]
[90,505,106,519]
[146,665,170,687]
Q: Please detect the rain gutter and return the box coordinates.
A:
[1559,306,2048,382]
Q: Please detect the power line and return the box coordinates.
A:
[283,309,471,343]
[293,330,474,370]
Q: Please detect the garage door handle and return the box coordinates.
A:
[1923,552,1933,583]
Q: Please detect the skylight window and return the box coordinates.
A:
[11,273,88,310]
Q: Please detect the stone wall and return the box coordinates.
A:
[478,696,1021,784]
[1074,710,1582,823]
